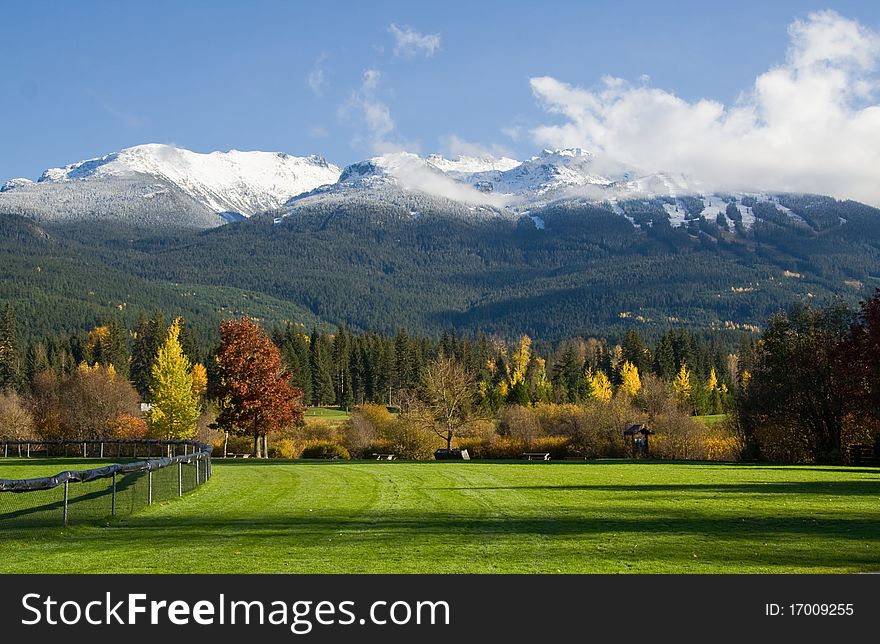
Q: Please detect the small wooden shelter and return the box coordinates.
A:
[624,423,654,458]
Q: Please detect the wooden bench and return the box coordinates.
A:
[372,453,396,461]
[522,452,551,461]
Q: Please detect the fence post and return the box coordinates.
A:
[26,442,30,458]
[148,470,153,505]
[111,472,117,517]
[82,442,87,458]
[178,461,182,496]
[63,481,69,527]
[100,442,104,459]
[195,458,200,486]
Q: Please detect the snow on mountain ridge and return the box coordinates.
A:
[0,178,34,192]
[35,144,341,217]
[425,153,520,175]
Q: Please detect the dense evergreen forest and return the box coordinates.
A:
[1,193,878,345]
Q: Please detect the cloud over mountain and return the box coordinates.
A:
[528,10,880,206]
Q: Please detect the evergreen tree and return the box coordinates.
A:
[147,319,200,439]
[104,317,130,380]
[654,332,676,379]
[331,326,353,409]
[178,317,201,363]
[551,343,584,402]
[393,328,412,402]
[621,330,651,375]
[674,330,696,373]
[131,311,166,398]
[0,303,21,391]
[309,331,335,406]
[26,341,50,383]
[705,368,724,415]
[280,327,312,406]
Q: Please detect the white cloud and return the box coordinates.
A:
[528,10,880,205]
[441,134,515,160]
[338,69,415,154]
[501,125,524,142]
[379,153,509,207]
[307,53,327,96]
[388,24,441,58]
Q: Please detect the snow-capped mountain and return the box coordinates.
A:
[424,153,521,176]
[36,144,341,215]
[461,148,635,196]
[0,143,845,233]
[0,144,340,227]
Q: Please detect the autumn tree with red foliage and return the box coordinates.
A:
[215,316,304,457]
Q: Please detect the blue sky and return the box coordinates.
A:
[2,0,880,202]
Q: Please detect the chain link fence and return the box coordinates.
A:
[0,440,212,529]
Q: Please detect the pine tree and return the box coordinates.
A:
[309,331,335,406]
[654,332,676,380]
[621,330,651,375]
[131,311,166,398]
[147,319,200,440]
[331,326,353,409]
[393,328,412,403]
[705,368,724,415]
[552,343,584,402]
[26,341,50,383]
[0,303,21,391]
[281,328,312,406]
[104,318,130,380]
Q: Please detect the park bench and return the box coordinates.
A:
[372,453,396,460]
[522,452,551,461]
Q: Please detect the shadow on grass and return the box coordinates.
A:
[429,480,880,496]
[97,510,880,554]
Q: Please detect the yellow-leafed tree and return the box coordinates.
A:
[509,335,531,386]
[191,362,208,401]
[673,364,693,409]
[587,369,612,403]
[618,361,641,398]
[147,319,200,439]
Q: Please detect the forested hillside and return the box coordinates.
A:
[1,194,878,343]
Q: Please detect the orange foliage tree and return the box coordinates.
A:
[214,316,304,457]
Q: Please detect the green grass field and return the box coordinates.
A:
[1,459,878,573]
[304,406,352,420]
[695,414,727,426]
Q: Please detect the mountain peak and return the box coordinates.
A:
[26,144,342,218]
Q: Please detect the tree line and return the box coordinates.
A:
[2,289,879,464]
